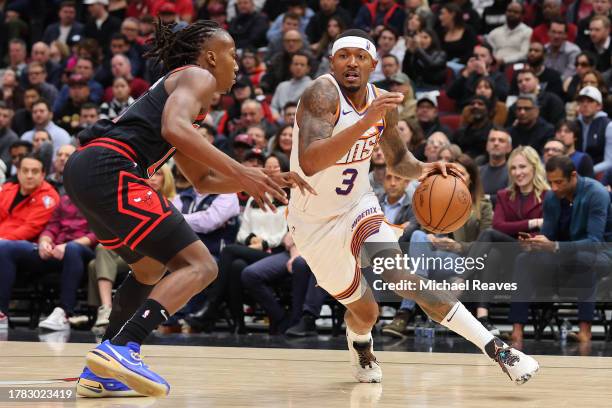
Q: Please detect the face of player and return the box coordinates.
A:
[18,157,45,195]
[509,153,535,191]
[147,171,165,192]
[278,126,293,154]
[331,47,376,93]
[53,145,76,175]
[264,156,281,175]
[200,33,239,94]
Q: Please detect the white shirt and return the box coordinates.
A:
[487,23,533,64]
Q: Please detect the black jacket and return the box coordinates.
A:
[228,12,270,49]
[402,47,447,88]
[509,117,555,153]
[448,71,509,108]
[42,22,84,45]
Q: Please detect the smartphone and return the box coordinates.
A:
[518,232,531,239]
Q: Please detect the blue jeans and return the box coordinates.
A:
[0,240,94,314]
[399,230,461,311]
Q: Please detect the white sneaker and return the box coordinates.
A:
[0,311,8,330]
[94,305,111,327]
[38,307,70,331]
[487,338,539,385]
[346,331,382,383]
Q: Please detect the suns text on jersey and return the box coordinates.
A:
[336,122,384,165]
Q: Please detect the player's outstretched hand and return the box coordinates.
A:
[362,92,404,127]
[265,170,317,196]
[419,161,467,183]
[240,166,287,212]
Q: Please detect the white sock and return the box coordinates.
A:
[346,326,372,343]
[440,302,494,353]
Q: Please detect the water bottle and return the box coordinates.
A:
[423,318,436,340]
[414,315,424,339]
[560,319,571,342]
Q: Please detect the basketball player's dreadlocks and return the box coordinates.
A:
[145,20,224,72]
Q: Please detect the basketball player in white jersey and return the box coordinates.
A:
[288,29,539,385]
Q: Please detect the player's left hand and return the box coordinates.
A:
[265,170,317,195]
[419,161,467,183]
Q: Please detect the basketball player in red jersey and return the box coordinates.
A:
[66,21,313,398]
[288,29,539,385]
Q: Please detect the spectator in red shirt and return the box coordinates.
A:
[531,0,578,45]
[0,154,60,327]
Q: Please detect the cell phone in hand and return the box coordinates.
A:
[518,231,531,239]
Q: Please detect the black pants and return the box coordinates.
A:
[466,228,520,307]
[204,244,271,326]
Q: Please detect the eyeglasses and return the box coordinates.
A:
[577,61,591,67]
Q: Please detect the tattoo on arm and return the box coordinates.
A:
[379,108,423,179]
[298,78,339,152]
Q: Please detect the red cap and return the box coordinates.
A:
[159,2,177,14]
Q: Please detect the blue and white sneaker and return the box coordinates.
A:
[86,340,170,397]
[77,367,142,397]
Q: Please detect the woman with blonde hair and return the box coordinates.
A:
[464,146,551,334]
[146,164,176,200]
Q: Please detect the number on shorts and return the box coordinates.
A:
[336,168,358,195]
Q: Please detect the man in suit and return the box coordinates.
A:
[42,1,84,45]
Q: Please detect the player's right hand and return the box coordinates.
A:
[362,92,404,128]
[240,166,287,212]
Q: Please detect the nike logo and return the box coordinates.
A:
[78,382,102,393]
[160,310,168,320]
[446,304,460,323]
[105,344,144,367]
[342,109,352,115]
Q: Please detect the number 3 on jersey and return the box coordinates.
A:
[336,168,358,195]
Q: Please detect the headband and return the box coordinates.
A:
[331,36,378,61]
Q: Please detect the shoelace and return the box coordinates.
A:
[354,343,377,369]
[493,346,520,380]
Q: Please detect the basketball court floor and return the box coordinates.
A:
[2,339,612,407]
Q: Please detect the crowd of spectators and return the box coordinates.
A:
[0,0,611,347]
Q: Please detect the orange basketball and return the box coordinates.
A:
[412,173,472,234]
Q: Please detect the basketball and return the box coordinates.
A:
[412,172,472,234]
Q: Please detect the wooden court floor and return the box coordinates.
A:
[1,341,611,407]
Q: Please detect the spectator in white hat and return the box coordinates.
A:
[576,85,612,173]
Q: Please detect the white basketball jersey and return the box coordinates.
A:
[289,74,385,219]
